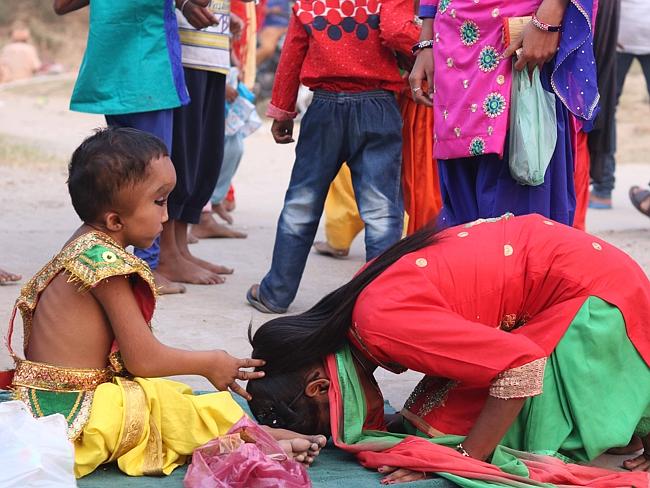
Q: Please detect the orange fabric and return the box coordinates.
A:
[573,130,590,231]
[398,92,442,234]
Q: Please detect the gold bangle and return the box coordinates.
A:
[180,0,191,14]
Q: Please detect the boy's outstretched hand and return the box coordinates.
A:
[271,119,295,144]
[208,350,265,400]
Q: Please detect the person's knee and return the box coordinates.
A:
[278,190,323,236]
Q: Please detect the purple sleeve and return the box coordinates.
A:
[551,0,599,124]
[418,0,437,19]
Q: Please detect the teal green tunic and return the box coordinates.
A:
[70,0,189,115]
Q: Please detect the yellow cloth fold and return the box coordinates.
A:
[324,164,364,251]
[74,377,244,478]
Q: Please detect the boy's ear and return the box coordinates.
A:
[104,212,124,232]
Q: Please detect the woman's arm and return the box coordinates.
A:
[503,0,570,72]
[461,396,527,460]
[408,18,434,106]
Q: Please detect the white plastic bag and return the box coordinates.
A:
[0,401,76,488]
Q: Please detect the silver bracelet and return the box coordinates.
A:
[180,0,191,14]
[455,443,471,457]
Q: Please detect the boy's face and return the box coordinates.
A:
[116,156,176,249]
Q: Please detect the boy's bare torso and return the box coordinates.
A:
[25,231,115,369]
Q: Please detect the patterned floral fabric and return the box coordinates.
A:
[267,0,420,119]
[418,0,598,160]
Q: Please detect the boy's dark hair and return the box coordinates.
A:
[67,127,168,223]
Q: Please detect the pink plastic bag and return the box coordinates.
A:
[184,416,312,488]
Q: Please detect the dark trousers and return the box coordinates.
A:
[169,68,226,223]
[592,52,650,198]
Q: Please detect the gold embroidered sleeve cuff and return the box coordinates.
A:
[489,357,547,399]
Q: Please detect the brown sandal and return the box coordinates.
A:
[629,186,650,218]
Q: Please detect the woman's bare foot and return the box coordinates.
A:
[609,435,643,455]
[157,253,225,284]
[212,202,234,225]
[378,466,428,484]
[191,212,247,239]
[0,267,21,285]
[152,269,186,294]
[277,435,327,465]
[623,436,650,471]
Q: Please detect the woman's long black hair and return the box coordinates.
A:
[247,223,440,433]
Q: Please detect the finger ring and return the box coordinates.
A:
[411,87,422,93]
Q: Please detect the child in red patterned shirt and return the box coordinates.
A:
[247,0,420,314]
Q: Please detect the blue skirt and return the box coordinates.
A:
[436,68,576,228]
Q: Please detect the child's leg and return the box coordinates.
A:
[347,92,404,261]
[256,94,347,311]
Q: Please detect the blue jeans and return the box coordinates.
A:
[592,52,650,198]
[259,90,404,311]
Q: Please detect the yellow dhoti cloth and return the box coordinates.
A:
[75,377,244,478]
[324,164,408,250]
[324,164,364,250]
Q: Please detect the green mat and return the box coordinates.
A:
[1,391,455,487]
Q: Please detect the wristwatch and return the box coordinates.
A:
[411,39,435,55]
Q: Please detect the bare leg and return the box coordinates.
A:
[175,220,234,275]
[157,220,225,284]
[191,212,247,239]
[0,267,21,285]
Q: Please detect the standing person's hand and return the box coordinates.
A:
[207,350,266,400]
[230,13,245,39]
[502,0,567,73]
[225,85,239,103]
[179,0,219,29]
[271,119,295,144]
[503,23,560,73]
[409,49,434,106]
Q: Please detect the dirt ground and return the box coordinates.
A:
[0,62,649,409]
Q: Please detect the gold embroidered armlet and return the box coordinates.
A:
[62,232,156,295]
[489,357,547,399]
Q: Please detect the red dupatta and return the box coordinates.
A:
[326,346,650,488]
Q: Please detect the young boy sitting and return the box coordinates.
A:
[6,127,325,478]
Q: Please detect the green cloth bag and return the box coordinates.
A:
[508,65,557,186]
